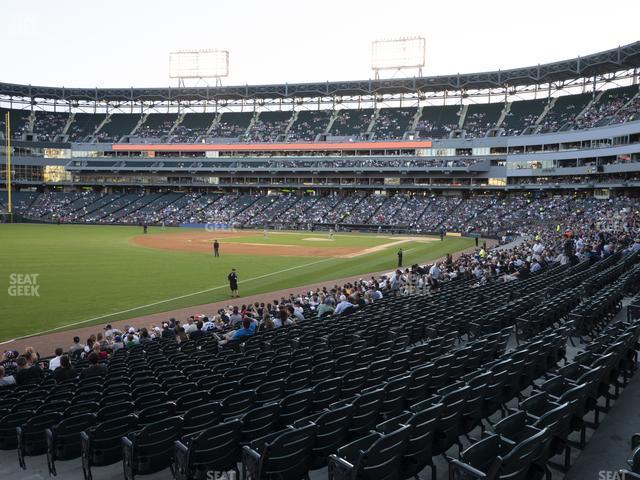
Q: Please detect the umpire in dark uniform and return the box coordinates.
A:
[213,240,220,257]
[397,248,403,268]
[228,268,238,298]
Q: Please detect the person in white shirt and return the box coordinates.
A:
[202,316,216,332]
[48,348,63,371]
[126,327,139,342]
[273,309,293,328]
[184,317,198,334]
[428,262,442,290]
[389,271,405,295]
[532,241,544,256]
[104,324,121,339]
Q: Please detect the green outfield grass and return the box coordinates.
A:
[0,224,474,342]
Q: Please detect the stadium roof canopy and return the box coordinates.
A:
[1,42,639,103]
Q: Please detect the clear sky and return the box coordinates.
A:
[1,0,638,88]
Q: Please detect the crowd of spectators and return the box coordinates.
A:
[2,86,638,147]
[7,192,639,368]
[418,197,463,230]
[462,111,491,138]
[208,114,251,139]
[243,195,300,227]
[135,115,177,140]
[32,112,69,141]
[244,113,291,143]
[414,117,459,139]
[287,110,332,142]
[215,158,480,169]
[315,194,368,224]
[368,195,407,225]
[275,195,324,226]
[8,189,640,241]
[509,173,640,185]
[344,195,387,224]
[329,109,375,138]
[609,95,640,126]
[372,108,415,140]
[572,88,638,130]
[537,94,591,134]
[385,196,432,228]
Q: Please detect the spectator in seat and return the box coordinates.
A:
[229,306,243,328]
[15,355,44,385]
[259,313,275,331]
[231,318,255,341]
[69,336,84,356]
[125,328,138,343]
[189,321,205,341]
[184,317,197,334]
[139,328,152,344]
[93,342,107,361]
[292,300,305,318]
[176,327,189,343]
[104,324,120,338]
[202,316,216,332]
[1,350,18,372]
[317,297,335,318]
[0,366,16,387]
[274,309,293,328]
[80,352,107,379]
[429,262,443,290]
[48,347,64,371]
[24,346,40,365]
[112,335,125,352]
[125,334,137,348]
[334,295,356,315]
[53,355,77,383]
[161,322,175,339]
[97,332,109,351]
[289,304,305,322]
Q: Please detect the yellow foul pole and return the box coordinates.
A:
[5,112,10,215]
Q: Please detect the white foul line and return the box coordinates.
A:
[0,257,334,345]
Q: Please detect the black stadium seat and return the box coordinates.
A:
[46,413,97,476]
[242,424,317,480]
[17,411,64,469]
[174,419,243,480]
[328,424,411,480]
[81,414,138,480]
[122,416,183,480]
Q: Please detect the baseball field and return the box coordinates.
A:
[0,224,474,343]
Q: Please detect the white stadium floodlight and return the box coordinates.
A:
[371,36,426,79]
[169,49,229,86]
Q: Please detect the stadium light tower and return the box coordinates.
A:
[371,36,426,79]
[169,49,230,87]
